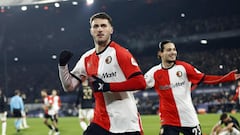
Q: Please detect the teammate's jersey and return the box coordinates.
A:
[144,60,204,127]
[43,96,49,114]
[50,95,61,112]
[71,41,143,133]
[43,95,56,115]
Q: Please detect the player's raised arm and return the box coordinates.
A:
[58,50,82,92]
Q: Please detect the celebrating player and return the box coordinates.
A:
[144,40,240,135]
[58,12,146,135]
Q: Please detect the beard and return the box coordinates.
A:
[97,40,108,46]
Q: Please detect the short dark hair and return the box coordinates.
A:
[14,89,21,95]
[158,40,173,52]
[89,12,112,26]
[220,113,228,121]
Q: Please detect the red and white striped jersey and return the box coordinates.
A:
[144,60,204,127]
[43,96,51,114]
[70,41,143,133]
[50,95,61,113]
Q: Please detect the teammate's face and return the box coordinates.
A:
[160,43,177,63]
[41,91,47,97]
[90,18,113,46]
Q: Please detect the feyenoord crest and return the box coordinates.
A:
[176,71,182,77]
[105,56,112,64]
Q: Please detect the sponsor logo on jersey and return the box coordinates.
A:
[102,72,117,78]
[159,81,185,90]
[105,56,112,64]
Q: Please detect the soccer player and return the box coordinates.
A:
[0,88,7,135]
[232,80,240,111]
[41,89,60,135]
[50,89,61,123]
[75,80,94,131]
[58,12,146,135]
[10,89,24,132]
[211,113,240,135]
[144,40,240,135]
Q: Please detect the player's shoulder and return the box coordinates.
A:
[145,63,162,75]
[110,41,129,52]
[82,48,95,58]
[175,60,193,67]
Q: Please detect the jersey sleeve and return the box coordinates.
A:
[116,47,142,79]
[144,66,159,89]
[181,61,205,84]
[202,70,236,84]
[109,46,146,91]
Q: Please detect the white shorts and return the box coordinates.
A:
[78,108,94,121]
[0,112,7,121]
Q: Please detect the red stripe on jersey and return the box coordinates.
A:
[84,49,111,130]
[85,52,99,76]
[92,92,110,130]
[154,69,181,126]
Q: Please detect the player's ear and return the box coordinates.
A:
[110,26,113,34]
[157,50,161,59]
[90,28,93,36]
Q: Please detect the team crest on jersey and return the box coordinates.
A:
[176,71,182,77]
[105,56,112,64]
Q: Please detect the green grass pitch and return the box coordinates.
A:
[2,113,240,135]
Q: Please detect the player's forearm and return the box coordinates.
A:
[110,74,146,92]
[58,65,79,91]
[203,70,236,84]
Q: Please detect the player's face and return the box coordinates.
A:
[41,91,47,97]
[90,18,113,46]
[160,43,177,63]
[52,90,57,96]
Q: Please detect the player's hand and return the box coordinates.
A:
[59,50,73,66]
[90,76,110,92]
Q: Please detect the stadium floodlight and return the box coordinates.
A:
[86,0,94,6]
[54,2,60,7]
[14,57,19,62]
[21,6,27,11]
[52,55,57,60]
[72,1,78,5]
[34,5,39,9]
[181,13,185,18]
[200,39,208,44]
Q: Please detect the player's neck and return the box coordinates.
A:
[162,61,175,69]
[95,40,111,53]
